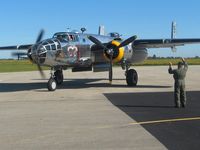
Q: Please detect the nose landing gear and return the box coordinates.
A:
[47,77,57,91]
[54,70,64,85]
[47,68,64,91]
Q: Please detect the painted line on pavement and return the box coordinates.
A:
[97,117,200,129]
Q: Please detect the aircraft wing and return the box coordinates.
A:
[0,44,33,50]
[133,38,200,48]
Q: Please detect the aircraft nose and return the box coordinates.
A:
[30,44,47,64]
[37,45,46,55]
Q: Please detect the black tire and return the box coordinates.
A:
[47,78,57,91]
[126,69,138,86]
[54,70,63,85]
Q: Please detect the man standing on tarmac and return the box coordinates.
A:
[168,58,188,108]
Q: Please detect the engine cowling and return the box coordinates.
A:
[104,40,125,63]
[124,43,148,64]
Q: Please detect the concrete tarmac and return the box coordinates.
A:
[0,66,200,150]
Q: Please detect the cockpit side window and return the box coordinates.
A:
[51,44,56,50]
[45,45,51,50]
[68,34,79,42]
[54,33,79,42]
[57,44,61,49]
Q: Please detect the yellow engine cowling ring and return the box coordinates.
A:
[104,40,124,63]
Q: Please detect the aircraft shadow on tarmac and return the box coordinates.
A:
[104,91,200,150]
[0,78,171,92]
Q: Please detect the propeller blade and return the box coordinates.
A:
[109,62,113,84]
[118,35,137,48]
[108,53,113,84]
[35,29,46,78]
[88,36,108,50]
[37,64,46,79]
[36,29,44,43]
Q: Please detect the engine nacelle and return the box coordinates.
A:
[124,44,148,64]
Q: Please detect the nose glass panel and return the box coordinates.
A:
[37,45,47,64]
[38,45,47,55]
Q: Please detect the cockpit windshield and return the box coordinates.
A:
[53,32,79,42]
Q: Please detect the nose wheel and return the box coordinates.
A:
[47,77,57,91]
[54,70,64,85]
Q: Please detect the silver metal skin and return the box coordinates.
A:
[31,31,138,68]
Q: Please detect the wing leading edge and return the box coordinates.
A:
[133,38,200,48]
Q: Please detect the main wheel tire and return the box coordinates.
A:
[47,78,57,91]
[126,69,138,86]
[54,70,63,85]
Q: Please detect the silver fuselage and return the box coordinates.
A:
[30,32,148,69]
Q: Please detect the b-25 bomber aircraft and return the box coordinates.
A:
[0,25,200,91]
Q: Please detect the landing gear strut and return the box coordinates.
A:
[47,68,64,91]
[54,70,63,85]
[122,62,138,86]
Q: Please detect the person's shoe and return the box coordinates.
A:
[182,103,186,108]
[175,105,181,108]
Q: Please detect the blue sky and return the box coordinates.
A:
[0,0,200,58]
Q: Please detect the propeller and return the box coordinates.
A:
[37,63,45,78]
[88,36,108,50]
[36,29,45,43]
[118,35,137,48]
[88,35,137,84]
[108,51,113,84]
[35,30,45,78]
[88,35,112,83]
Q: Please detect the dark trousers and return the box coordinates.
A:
[174,80,186,106]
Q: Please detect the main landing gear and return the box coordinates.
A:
[122,63,138,87]
[126,69,138,86]
[47,68,64,91]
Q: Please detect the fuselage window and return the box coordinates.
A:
[57,44,61,49]
[68,34,79,42]
[45,45,51,50]
[51,44,56,50]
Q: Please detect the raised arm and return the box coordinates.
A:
[182,58,188,71]
[168,62,174,74]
